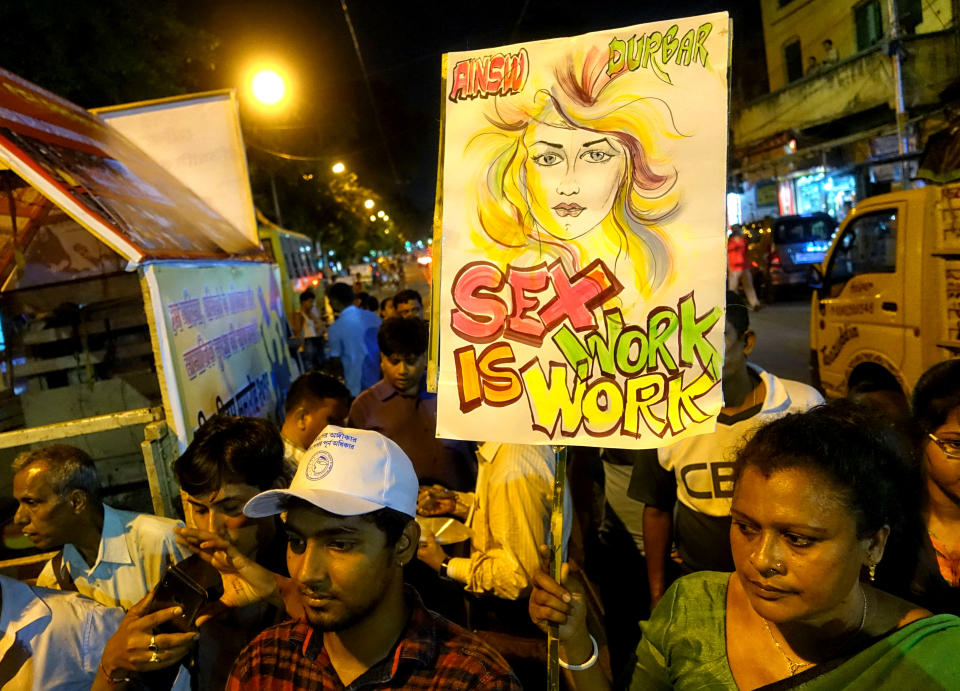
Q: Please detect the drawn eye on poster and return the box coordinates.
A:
[434,12,731,447]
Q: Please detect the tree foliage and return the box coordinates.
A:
[0,0,218,108]
[248,154,404,265]
[0,0,409,264]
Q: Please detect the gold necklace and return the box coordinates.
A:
[763,588,868,676]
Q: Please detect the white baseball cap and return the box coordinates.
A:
[243,425,418,519]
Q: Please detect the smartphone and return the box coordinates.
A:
[150,560,208,633]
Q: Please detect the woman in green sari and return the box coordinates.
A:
[530,401,960,689]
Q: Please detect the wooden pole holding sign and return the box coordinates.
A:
[546,445,568,691]
[426,54,447,395]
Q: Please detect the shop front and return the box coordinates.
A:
[794,169,857,221]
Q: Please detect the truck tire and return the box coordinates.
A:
[847,364,903,399]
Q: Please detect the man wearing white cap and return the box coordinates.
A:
[226,426,520,690]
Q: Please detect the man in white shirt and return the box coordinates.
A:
[417,442,571,601]
[822,38,839,65]
[280,372,350,475]
[290,289,326,370]
[12,444,190,609]
[0,573,123,690]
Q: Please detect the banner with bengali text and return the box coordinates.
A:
[143,261,297,448]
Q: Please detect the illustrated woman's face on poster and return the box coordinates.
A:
[523,120,627,241]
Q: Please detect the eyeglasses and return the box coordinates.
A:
[928,432,960,460]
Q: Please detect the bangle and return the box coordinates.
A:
[438,557,452,580]
[98,661,132,684]
[558,633,599,671]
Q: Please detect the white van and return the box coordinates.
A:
[811,182,960,398]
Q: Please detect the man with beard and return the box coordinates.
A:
[227,426,520,690]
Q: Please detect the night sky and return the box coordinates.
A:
[189,0,764,232]
[5,0,765,235]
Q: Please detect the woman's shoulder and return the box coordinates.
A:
[648,572,730,632]
[867,586,934,633]
[637,572,733,688]
[665,571,731,602]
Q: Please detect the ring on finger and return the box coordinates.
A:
[147,635,159,653]
[149,651,160,664]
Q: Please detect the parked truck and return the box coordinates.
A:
[810,181,960,398]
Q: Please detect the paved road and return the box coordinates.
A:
[748,292,815,385]
[363,259,432,309]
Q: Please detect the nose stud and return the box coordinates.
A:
[763,560,785,576]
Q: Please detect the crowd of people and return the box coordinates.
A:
[3,285,960,689]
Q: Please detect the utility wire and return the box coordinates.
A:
[339,0,402,186]
[247,143,336,162]
[247,140,384,162]
[508,0,531,42]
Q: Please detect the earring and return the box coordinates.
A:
[867,563,876,582]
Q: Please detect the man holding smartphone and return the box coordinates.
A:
[226,426,521,690]
[171,415,298,690]
[94,417,295,689]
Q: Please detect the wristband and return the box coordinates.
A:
[558,634,599,671]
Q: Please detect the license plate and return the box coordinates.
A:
[791,252,824,264]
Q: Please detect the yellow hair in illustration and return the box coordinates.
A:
[469,46,681,297]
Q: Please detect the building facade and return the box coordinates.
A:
[730,0,959,225]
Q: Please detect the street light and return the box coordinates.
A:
[364,199,375,209]
[383,214,389,221]
[369,215,376,222]
[376,210,384,218]
[332,162,346,174]
[245,66,291,223]
[251,69,286,106]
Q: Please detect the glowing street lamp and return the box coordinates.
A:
[369,215,376,222]
[383,214,390,221]
[251,70,286,106]
[364,199,375,210]
[332,162,346,174]
[376,210,385,218]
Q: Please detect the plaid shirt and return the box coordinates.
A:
[226,589,521,690]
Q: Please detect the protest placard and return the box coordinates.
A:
[435,12,731,447]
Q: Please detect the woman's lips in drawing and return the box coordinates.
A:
[553,203,584,217]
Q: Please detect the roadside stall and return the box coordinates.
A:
[0,68,297,575]
[95,94,320,358]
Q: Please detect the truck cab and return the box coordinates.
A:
[811,183,960,398]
